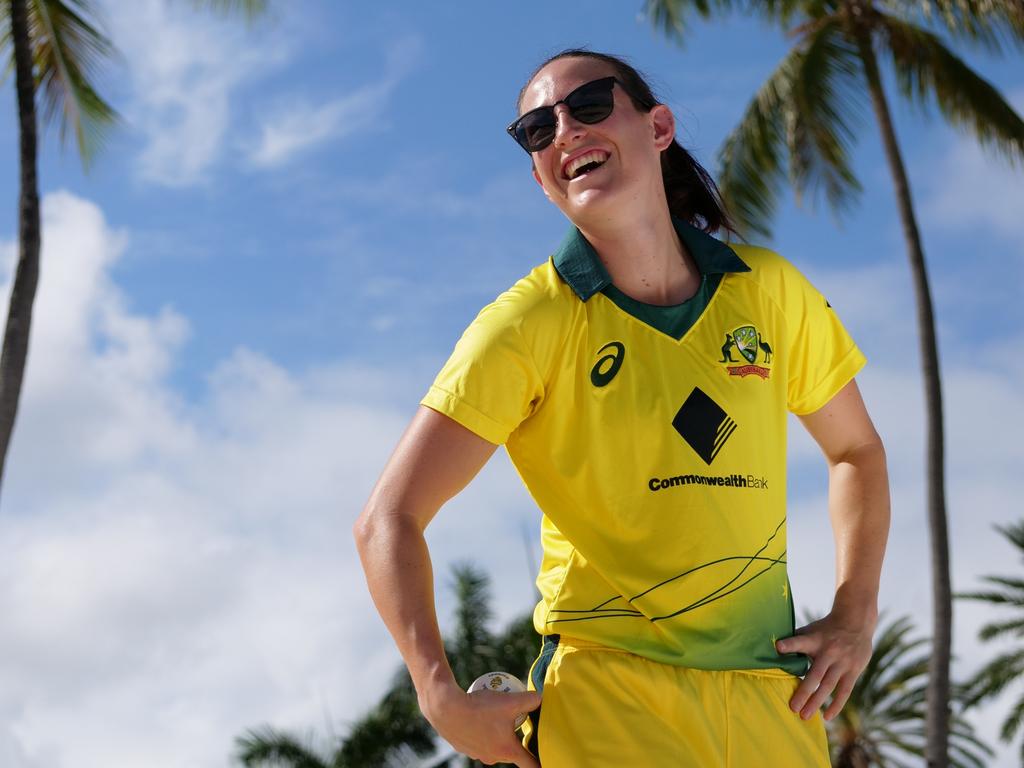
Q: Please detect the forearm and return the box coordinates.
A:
[827,439,890,626]
[354,508,455,701]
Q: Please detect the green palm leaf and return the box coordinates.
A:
[644,0,824,39]
[716,16,863,239]
[785,18,864,211]
[876,13,1024,165]
[190,0,267,22]
[957,519,1024,755]
[235,726,329,768]
[336,676,435,768]
[994,520,1024,552]
[0,0,117,163]
[909,0,1024,51]
[977,616,1024,641]
[715,49,794,238]
[957,585,1021,604]
[643,0,742,40]
[447,562,499,688]
[960,648,1024,706]
[1002,693,1024,742]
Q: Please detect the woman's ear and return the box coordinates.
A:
[650,104,676,152]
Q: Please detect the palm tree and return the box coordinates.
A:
[644,2,1024,763]
[236,563,539,768]
[235,673,435,768]
[0,0,267,506]
[957,519,1024,764]
[819,613,992,767]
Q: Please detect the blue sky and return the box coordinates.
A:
[0,1,1022,766]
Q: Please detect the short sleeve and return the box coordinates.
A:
[421,294,546,445]
[781,263,867,415]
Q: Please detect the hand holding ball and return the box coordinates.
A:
[467,671,528,729]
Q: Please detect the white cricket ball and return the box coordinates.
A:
[467,671,528,729]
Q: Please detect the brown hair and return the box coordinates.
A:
[518,49,737,237]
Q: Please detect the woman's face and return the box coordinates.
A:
[519,57,674,225]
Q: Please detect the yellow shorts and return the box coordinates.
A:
[522,636,830,767]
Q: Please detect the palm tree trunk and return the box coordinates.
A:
[1,0,42,502]
[853,22,952,768]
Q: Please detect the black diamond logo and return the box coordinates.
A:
[672,387,737,465]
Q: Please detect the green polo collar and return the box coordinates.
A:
[552,217,749,302]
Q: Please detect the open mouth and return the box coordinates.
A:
[563,150,610,180]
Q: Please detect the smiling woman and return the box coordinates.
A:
[354,48,891,768]
[509,51,732,243]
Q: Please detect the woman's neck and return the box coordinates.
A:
[577,202,700,307]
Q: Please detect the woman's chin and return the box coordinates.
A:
[563,185,626,222]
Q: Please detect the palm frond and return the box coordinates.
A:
[28,0,117,164]
[0,1,11,85]
[189,0,267,23]
[715,50,794,239]
[643,0,744,41]
[234,726,329,768]
[994,520,1024,553]
[644,0,831,41]
[960,648,1024,707]
[980,575,1024,593]
[336,683,435,768]
[876,12,1024,166]
[858,615,922,699]
[786,17,864,212]
[908,0,1024,52]
[948,719,997,767]
[448,562,497,687]
[715,17,864,239]
[977,616,1024,641]
[956,588,1020,605]
[1001,692,1024,742]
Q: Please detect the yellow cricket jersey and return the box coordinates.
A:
[422,218,865,675]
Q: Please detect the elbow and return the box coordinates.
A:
[867,433,887,468]
[833,431,887,469]
[353,499,423,558]
[353,504,378,557]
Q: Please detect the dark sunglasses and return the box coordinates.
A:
[507,76,651,154]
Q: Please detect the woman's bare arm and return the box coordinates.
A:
[777,379,891,721]
[354,405,540,767]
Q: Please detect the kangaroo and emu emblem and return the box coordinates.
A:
[720,324,772,379]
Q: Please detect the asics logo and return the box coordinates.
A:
[591,342,625,387]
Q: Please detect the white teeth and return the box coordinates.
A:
[566,151,609,179]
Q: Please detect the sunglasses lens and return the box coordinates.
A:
[567,83,614,124]
[516,113,557,152]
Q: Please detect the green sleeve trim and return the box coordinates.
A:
[421,385,509,445]
[789,345,868,415]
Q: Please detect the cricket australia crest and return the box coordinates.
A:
[719,324,772,379]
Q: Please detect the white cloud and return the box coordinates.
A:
[245,36,421,169]
[919,86,1024,244]
[246,81,394,169]
[100,0,289,186]
[0,191,536,767]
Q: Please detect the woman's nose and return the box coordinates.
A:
[552,104,586,148]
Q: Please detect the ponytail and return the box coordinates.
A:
[661,139,734,235]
